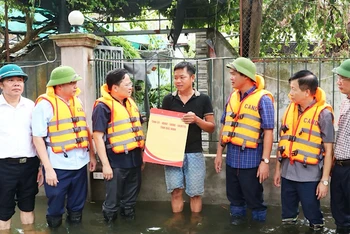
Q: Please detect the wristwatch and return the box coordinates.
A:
[261,158,270,164]
[321,180,329,186]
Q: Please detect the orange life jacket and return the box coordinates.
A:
[35,88,89,153]
[94,84,144,154]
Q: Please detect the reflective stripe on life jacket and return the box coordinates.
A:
[35,92,89,153]
[277,88,333,166]
[94,84,144,154]
[221,88,273,149]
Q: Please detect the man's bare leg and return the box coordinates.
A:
[20,211,34,225]
[171,189,184,213]
[190,196,202,213]
[0,220,11,231]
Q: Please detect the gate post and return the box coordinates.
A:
[50,33,103,201]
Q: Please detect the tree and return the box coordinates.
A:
[261,0,350,57]
[1,0,350,61]
[0,0,56,61]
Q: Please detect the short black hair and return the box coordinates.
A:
[174,61,196,76]
[289,70,318,95]
[105,68,129,91]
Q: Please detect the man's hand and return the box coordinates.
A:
[45,167,59,187]
[257,162,269,183]
[316,182,328,200]
[103,165,113,181]
[182,111,197,124]
[37,167,44,187]
[273,168,281,187]
[214,155,223,173]
[89,156,97,172]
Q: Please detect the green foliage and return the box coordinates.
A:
[131,80,174,110]
[4,0,350,58]
[260,0,350,57]
[108,37,141,59]
[148,83,174,108]
[131,68,175,110]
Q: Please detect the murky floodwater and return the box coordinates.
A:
[2,197,337,234]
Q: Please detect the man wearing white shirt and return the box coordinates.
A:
[0,64,41,230]
[32,66,96,228]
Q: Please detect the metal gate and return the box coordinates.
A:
[94,45,124,98]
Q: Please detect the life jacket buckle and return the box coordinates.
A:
[73,127,81,133]
[132,127,139,132]
[292,150,298,156]
[75,137,84,143]
[231,122,239,127]
[239,114,244,119]
[130,117,137,122]
[134,136,143,141]
[281,125,289,133]
[228,132,235,137]
[220,141,226,147]
[230,113,236,118]
[277,146,285,155]
[298,129,303,136]
[303,157,307,168]
[288,135,296,142]
[71,117,79,123]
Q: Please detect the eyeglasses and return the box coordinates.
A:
[123,82,133,87]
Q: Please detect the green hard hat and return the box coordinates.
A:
[0,64,28,82]
[332,59,350,79]
[47,66,82,87]
[226,57,256,81]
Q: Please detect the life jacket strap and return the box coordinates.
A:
[47,126,88,137]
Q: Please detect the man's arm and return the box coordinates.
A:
[316,142,333,199]
[214,124,225,173]
[93,131,113,180]
[273,154,282,187]
[87,127,97,172]
[182,112,215,133]
[33,136,58,187]
[316,108,335,199]
[257,129,273,183]
[182,95,215,133]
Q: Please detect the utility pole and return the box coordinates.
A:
[4,0,10,62]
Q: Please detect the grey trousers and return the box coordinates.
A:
[102,166,142,216]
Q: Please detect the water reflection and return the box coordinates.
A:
[3,197,337,234]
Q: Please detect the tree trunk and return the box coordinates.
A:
[241,0,262,58]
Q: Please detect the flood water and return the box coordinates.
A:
[3,197,337,234]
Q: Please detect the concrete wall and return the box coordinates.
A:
[86,156,330,206]
[38,155,331,206]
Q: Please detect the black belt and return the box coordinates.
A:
[1,157,36,164]
[335,159,350,167]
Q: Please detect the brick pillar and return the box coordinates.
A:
[195,31,211,153]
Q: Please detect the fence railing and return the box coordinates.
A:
[1,57,346,153]
[91,57,345,153]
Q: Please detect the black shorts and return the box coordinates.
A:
[0,156,40,221]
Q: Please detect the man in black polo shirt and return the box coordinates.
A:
[162,61,215,213]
